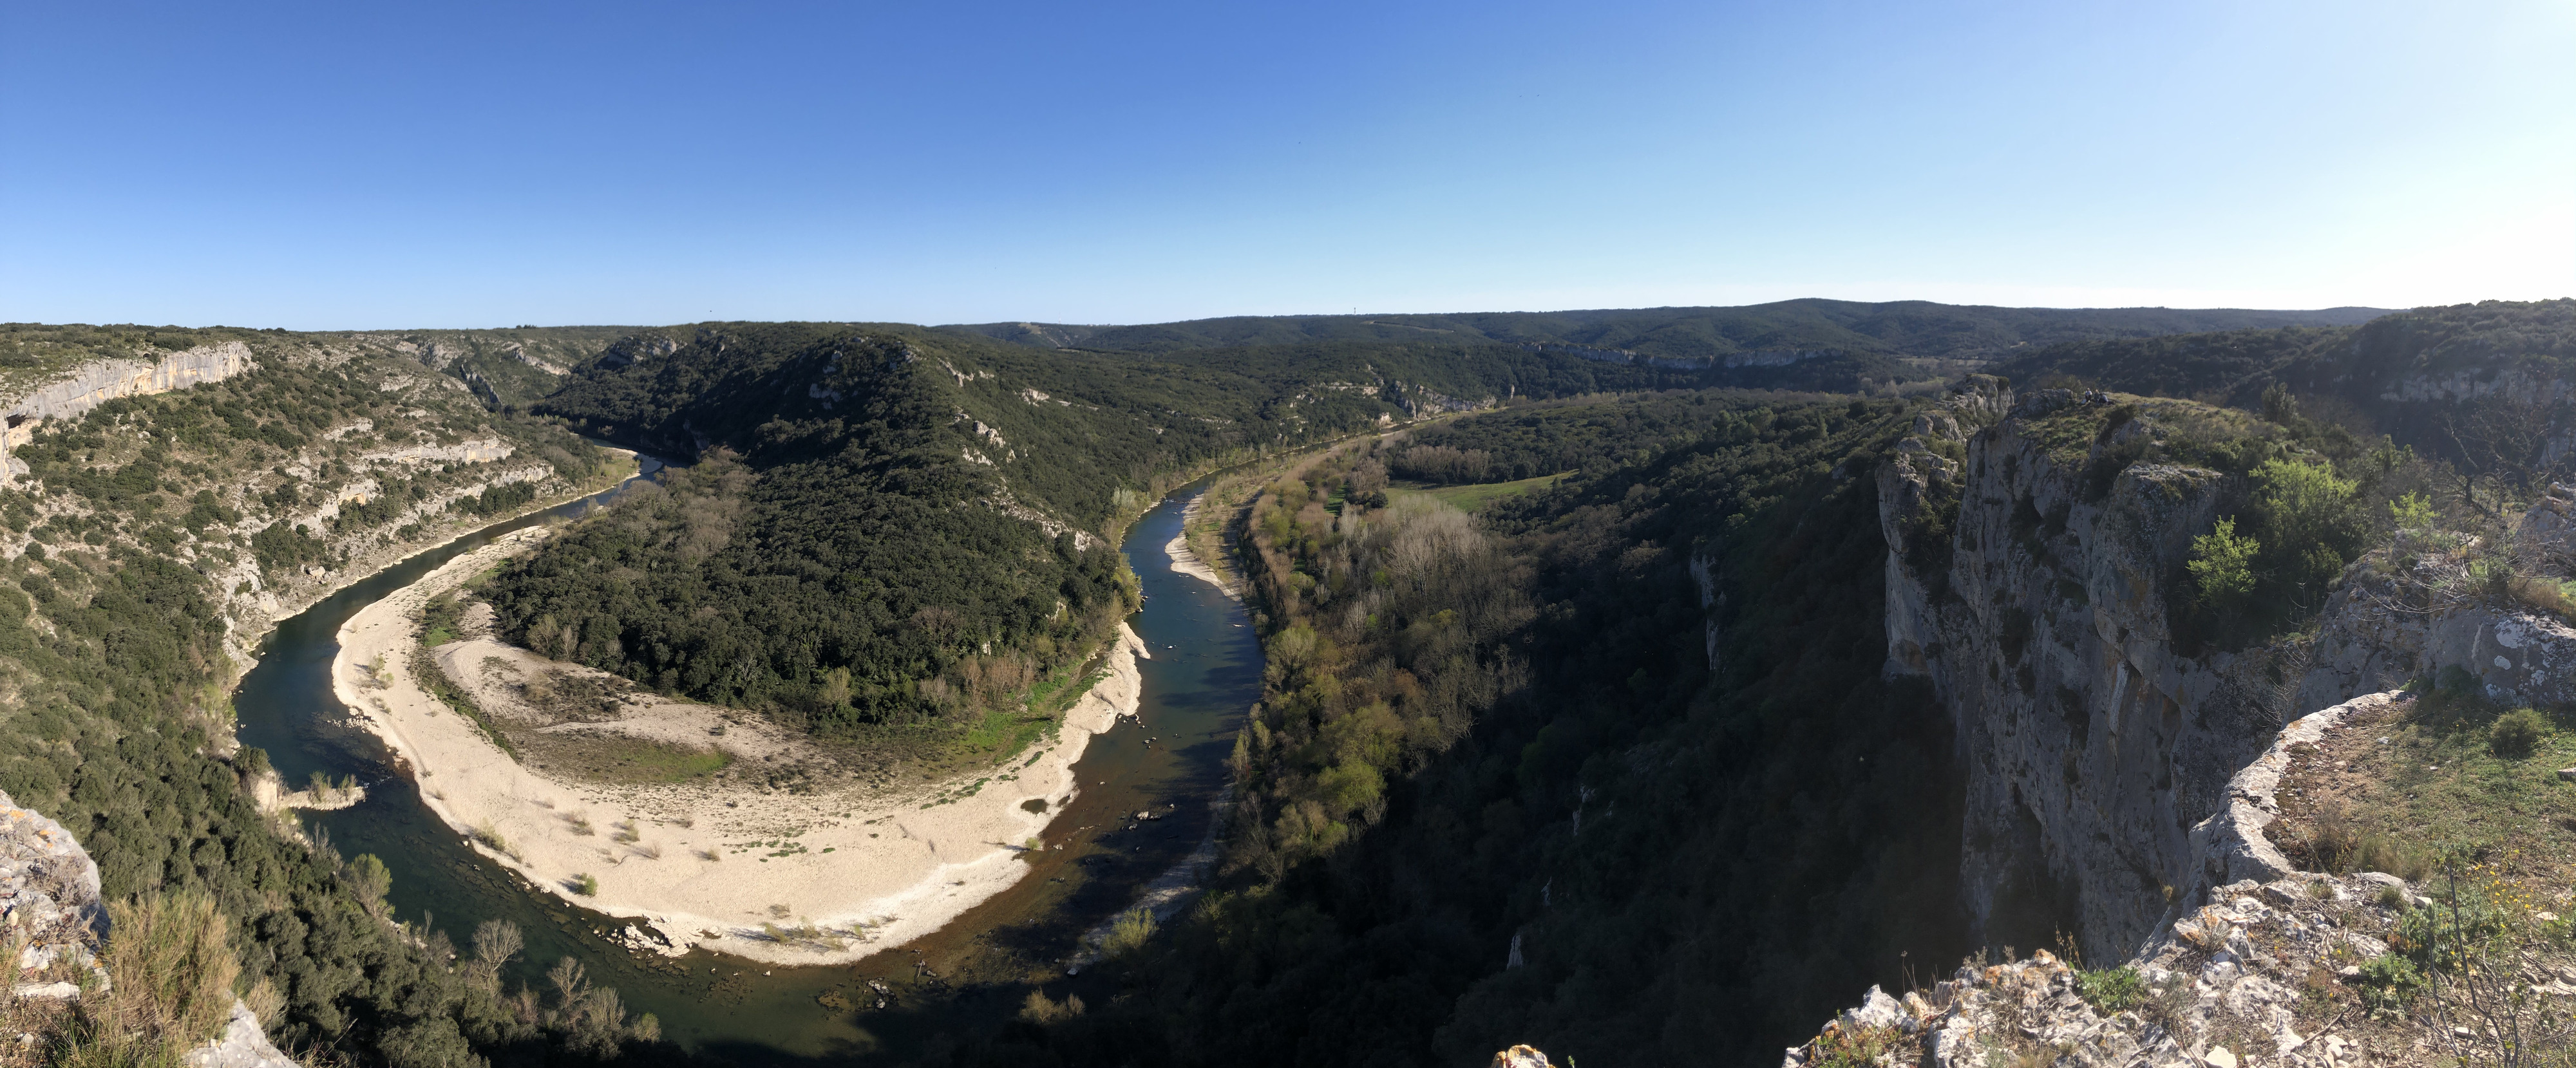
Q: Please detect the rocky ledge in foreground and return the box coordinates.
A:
[1788,689,2576,1067]
[3,787,300,1067]
[3,787,106,1000]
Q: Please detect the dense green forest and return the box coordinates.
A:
[1381,389,1844,485]
[943,298,2385,366]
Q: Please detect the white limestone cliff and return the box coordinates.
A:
[0,344,255,481]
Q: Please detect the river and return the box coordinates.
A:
[230,464,1260,1062]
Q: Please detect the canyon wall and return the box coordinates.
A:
[1882,380,2576,962]
[1878,387,2304,959]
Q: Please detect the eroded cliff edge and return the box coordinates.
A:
[1879,382,2314,959]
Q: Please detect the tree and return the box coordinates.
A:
[2249,457,2362,604]
[2189,517,2259,606]
[2439,391,2566,516]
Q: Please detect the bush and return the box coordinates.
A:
[2490,707,2547,758]
[2077,966,2147,1013]
[1099,907,1157,957]
[2188,517,2259,604]
[2352,952,2423,1013]
[2248,457,2362,599]
[573,873,600,896]
[1809,1024,1905,1068]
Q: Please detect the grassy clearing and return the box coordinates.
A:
[515,733,732,785]
[2277,684,2575,892]
[1386,471,1568,513]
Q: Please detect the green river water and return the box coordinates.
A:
[230,463,1259,1062]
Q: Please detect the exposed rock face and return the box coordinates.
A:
[3,787,298,1067]
[2297,492,2576,714]
[0,343,254,481]
[183,1001,301,1068]
[597,332,681,368]
[1791,691,2550,1068]
[1879,395,2304,960]
[2,787,106,990]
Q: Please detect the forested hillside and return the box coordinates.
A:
[484,323,1874,739]
[0,330,672,1067]
[944,299,2385,366]
[973,391,1973,1066]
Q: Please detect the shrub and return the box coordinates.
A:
[2189,518,2259,604]
[2351,952,2423,1013]
[2246,458,2363,602]
[2389,491,2436,530]
[1100,907,1158,958]
[572,873,599,896]
[1808,1024,1904,1068]
[2490,707,2546,758]
[2077,966,2147,1013]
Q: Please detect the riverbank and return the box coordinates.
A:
[1164,491,1238,599]
[329,529,1148,966]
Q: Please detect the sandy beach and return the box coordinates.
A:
[330,527,1145,964]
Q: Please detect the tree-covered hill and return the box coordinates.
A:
[493,323,1852,735]
[941,298,2387,366]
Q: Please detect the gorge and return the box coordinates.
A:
[4,300,2575,1068]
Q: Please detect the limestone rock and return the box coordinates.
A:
[1875,401,2284,959]
[182,1000,300,1068]
[0,343,253,483]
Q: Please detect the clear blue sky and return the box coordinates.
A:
[3,0,2569,330]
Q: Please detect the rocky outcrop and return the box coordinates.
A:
[2181,693,2407,895]
[3,787,299,1067]
[596,332,680,369]
[183,1001,301,1068]
[3,787,106,995]
[1790,689,2563,1068]
[0,343,254,482]
[1879,392,2310,960]
[1789,874,2403,1068]
[2297,492,2576,713]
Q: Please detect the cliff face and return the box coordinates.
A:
[1879,388,2306,959]
[0,343,254,479]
